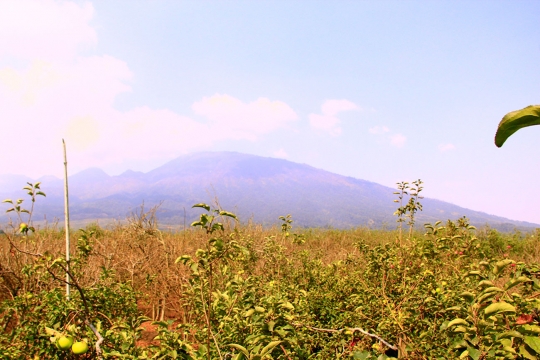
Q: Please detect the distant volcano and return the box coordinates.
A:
[0,151,537,231]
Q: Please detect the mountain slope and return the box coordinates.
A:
[0,152,537,231]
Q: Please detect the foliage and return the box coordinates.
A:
[1,181,540,359]
[443,259,540,359]
[495,105,540,147]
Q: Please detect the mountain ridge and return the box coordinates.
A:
[0,151,537,231]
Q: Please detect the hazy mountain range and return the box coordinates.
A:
[0,151,537,231]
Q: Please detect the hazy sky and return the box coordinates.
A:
[1,0,539,223]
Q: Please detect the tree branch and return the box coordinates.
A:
[293,323,397,350]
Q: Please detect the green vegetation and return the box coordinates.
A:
[495,105,540,147]
[1,181,539,359]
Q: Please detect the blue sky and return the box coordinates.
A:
[0,0,539,223]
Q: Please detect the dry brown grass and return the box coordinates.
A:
[1,211,537,325]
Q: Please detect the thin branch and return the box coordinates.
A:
[86,320,104,359]
[280,344,293,360]
[7,239,43,257]
[293,323,397,350]
[46,262,106,359]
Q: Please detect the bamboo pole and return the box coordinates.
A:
[62,139,71,300]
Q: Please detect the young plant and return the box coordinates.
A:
[2,182,45,234]
[279,214,305,245]
[176,203,240,360]
[393,179,424,243]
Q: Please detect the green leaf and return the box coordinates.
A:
[352,351,372,360]
[36,191,46,197]
[524,336,540,355]
[493,259,515,275]
[175,255,191,264]
[480,286,503,295]
[280,302,295,310]
[192,203,211,211]
[189,262,199,275]
[502,346,517,355]
[452,340,468,349]
[467,270,482,277]
[467,347,481,360]
[518,325,540,335]
[2,199,13,204]
[497,330,523,339]
[447,318,469,328]
[477,280,494,288]
[495,105,540,147]
[484,302,516,317]
[228,344,249,357]
[152,321,170,328]
[44,326,63,337]
[504,276,531,291]
[211,223,224,232]
[519,344,538,360]
[260,340,282,357]
[459,291,475,302]
[219,210,237,219]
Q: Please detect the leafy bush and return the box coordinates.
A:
[1,181,539,359]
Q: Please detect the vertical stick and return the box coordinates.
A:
[63,139,71,300]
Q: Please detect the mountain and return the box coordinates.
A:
[0,151,537,231]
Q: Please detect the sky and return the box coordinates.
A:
[0,0,539,224]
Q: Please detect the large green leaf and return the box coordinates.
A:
[484,302,516,317]
[524,336,540,355]
[495,105,540,147]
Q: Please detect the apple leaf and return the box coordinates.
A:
[484,302,516,317]
[524,336,540,355]
[192,203,210,211]
[219,210,237,219]
[495,105,540,147]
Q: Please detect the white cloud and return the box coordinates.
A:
[438,143,456,152]
[0,0,97,61]
[192,94,298,141]
[308,113,342,136]
[273,148,288,159]
[390,134,406,147]
[309,99,360,136]
[94,107,210,165]
[369,125,390,134]
[0,2,300,178]
[369,126,406,148]
[0,56,132,109]
[321,99,359,116]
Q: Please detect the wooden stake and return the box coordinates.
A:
[63,139,71,300]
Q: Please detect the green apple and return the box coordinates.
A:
[72,341,88,355]
[57,336,73,351]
